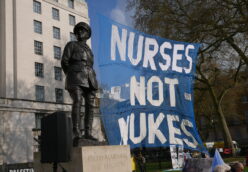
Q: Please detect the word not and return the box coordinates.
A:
[111,24,195,73]
[130,76,178,107]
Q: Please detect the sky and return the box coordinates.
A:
[85,0,133,76]
[86,0,132,26]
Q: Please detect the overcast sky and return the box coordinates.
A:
[86,0,132,26]
[85,0,133,75]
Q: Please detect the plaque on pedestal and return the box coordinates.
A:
[34,145,132,172]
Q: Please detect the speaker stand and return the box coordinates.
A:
[34,145,132,172]
[53,162,57,172]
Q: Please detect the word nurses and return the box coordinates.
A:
[111,24,196,74]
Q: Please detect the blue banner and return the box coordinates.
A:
[96,15,206,152]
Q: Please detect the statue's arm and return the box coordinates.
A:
[61,42,73,74]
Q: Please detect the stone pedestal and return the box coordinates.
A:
[34,145,131,172]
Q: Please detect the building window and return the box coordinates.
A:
[35,113,45,129]
[69,14,76,26]
[241,96,248,103]
[68,0,74,9]
[35,85,45,101]
[34,40,43,55]
[54,67,62,81]
[52,8,60,20]
[53,27,60,39]
[54,46,61,59]
[33,0,41,14]
[55,88,63,103]
[34,20,42,34]
[245,111,248,124]
[70,32,76,41]
[35,62,44,77]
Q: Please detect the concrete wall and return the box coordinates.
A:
[0,0,106,164]
[1,0,89,103]
[0,111,35,164]
[0,97,104,164]
[0,97,105,164]
[0,97,72,164]
[13,0,88,103]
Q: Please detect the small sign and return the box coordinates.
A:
[184,93,192,101]
[170,145,184,169]
[9,169,34,172]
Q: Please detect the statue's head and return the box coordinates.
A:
[73,22,91,41]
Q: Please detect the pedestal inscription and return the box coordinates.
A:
[82,146,131,172]
[34,145,131,172]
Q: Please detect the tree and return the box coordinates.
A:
[127,0,248,65]
[127,0,248,155]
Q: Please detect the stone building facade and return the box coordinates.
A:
[0,0,103,164]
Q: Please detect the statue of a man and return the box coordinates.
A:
[61,22,98,146]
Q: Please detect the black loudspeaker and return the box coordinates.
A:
[40,111,72,163]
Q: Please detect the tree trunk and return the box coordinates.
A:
[208,86,235,156]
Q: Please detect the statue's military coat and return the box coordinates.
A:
[61,41,98,90]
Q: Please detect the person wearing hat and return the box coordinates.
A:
[61,22,98,146]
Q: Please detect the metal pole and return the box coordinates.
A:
[53,162,57,172]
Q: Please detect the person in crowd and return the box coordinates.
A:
[131,153,136,172]
[246,149,248,167]
[184,150,191,160]
[136,152,146,172]
[214,164,231,172]
[231,162,244,172]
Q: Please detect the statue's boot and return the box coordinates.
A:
[84,128,98,141]
[71,96,83,146]
[84,94,98,141]
[72,117,82,147]
[70,88,83,146]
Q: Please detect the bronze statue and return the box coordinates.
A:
[61,22,98,146]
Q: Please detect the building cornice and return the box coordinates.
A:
[0,97,72,113]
